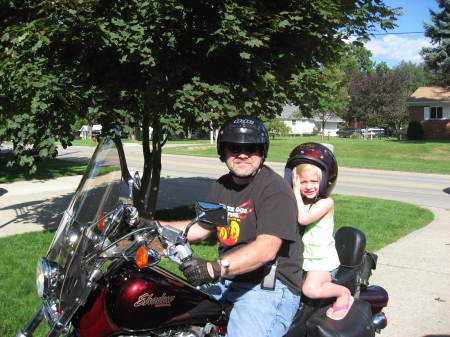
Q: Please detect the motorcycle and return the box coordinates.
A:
[17,137,388,337]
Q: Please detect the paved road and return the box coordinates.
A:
[56,144,450,209]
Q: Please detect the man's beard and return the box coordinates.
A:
[227,158,262,179]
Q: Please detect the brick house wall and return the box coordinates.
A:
[408,106,423,121]
[421,120,450,139]
[408,106,450,140]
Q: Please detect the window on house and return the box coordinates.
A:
[430,107,443,119]
[292,120,296,126]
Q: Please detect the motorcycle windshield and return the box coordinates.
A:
[45,137,130,322]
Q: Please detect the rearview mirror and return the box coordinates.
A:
[195,201,228,228]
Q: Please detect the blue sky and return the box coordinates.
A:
[364,0,441,67]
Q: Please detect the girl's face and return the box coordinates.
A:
[298,167,320,199]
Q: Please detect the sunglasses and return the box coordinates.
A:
[225,143,261,155]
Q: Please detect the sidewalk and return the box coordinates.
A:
[371,206,450,337]
[1,176,449,336]
[0,175,80,237]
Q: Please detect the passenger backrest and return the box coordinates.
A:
[334,226,366,267]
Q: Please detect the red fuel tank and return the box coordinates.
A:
[105,263,222,332]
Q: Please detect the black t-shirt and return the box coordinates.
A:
[204,166,303,295]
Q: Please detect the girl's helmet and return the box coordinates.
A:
[284,142,338,198]
[217,116,269,162]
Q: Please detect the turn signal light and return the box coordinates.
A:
[97,214,107,231]
[136,246,149,268]
[97,220,106,231]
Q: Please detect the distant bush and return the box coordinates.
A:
[407,121,424,140]
[350,132,363,139]
[265,118,291,139]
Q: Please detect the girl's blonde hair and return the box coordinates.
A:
[295,163,322,182]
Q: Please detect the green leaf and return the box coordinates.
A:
[1,32,10,42]
[39,148,48,158]
[31,39,43,52]
[17,32,29,42]
[239,52,251,59]
[278,20,291,28]
[245,38,264,48]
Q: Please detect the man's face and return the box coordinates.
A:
[223,143,263,182]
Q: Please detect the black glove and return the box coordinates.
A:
[180,258,221,286]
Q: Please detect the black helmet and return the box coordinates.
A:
[217,116,269,162]
[284,142,338,198]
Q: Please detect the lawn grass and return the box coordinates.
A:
[0,153,87,183]
[162,136,450,174]
[0,153,121,184]
[0,195,433,336]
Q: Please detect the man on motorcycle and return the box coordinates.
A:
[161,116,302,337]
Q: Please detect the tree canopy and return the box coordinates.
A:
[0,0,399,216]
[346,70,408,137]
[302,65,349,135]
[340,43,375,75]
[421,0,450,85]
[393,61,434,94]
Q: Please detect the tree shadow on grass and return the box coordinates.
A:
[0,153,86,183]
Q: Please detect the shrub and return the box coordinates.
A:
[407,121,424,140]
[350,132,363,139]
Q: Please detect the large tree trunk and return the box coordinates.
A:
[139,115,163,219]
[146,119,162,219]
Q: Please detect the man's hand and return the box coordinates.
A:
[179,258,220,286]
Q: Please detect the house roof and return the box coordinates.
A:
[313,115,344,123]
[279,104,344,122]
[406,86,450,104]
[280,104,300,119]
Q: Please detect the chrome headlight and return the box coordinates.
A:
[36,258,60,298]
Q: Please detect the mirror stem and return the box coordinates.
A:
[182,212,205,240]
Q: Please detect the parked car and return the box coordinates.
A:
[92,129,102,138]
[337,127,363,138]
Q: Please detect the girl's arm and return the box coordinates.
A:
[292,170,334,225]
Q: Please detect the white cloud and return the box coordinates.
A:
[365,35,432,65]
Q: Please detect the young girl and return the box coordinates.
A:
[292,163,353,320]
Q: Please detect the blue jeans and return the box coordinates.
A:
[205,280,300,337]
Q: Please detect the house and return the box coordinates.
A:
[79,124,102,139]
[279,104,344,136]
[406,86,450,140]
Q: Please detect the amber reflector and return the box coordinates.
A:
[97,220,106,231]
[97,214,107,231]
[136,247,149,268]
